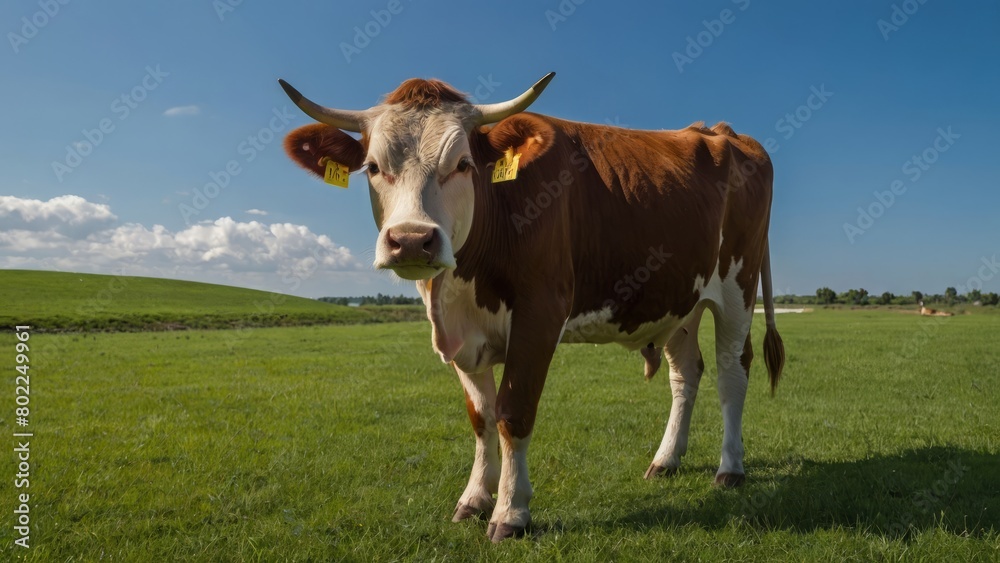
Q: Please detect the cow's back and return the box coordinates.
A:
[544,118,773,335]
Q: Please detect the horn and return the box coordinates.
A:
[278,79,366,132]
[471,72,555,126]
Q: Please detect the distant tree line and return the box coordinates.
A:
[318,293,423,306]
[774,287,1000,307]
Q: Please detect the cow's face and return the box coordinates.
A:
[362,108,475,280]
[280,74,554,281]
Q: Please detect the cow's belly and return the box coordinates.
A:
[561,307,687,350]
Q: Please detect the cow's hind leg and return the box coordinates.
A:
[645,308,705,478]
[452,366,500,522]
[711,302,755,488]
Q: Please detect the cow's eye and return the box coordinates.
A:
[456,157,472,173]
[367,162,380,175]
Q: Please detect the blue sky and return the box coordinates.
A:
[2,0,998,298]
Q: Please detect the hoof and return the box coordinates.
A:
[644,463,678,480]
[713,472,746,488]
[452,501,491,522]
[487,521,528,543]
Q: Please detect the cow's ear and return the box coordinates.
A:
[480,113,556,170]
[284,124,366,179]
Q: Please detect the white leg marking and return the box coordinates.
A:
[712,276,754,480]
[649,310,705,475]
[454,367,499,520]
[490,432,532,532]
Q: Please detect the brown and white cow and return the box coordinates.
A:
[279,73,785,542]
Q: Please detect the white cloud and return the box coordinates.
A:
[0,195,364,295]
[163,105,201,117]
[0,194,117,237]
[245,209,268,216]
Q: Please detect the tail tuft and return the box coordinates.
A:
[760,239,785,396]
[763,326,785,396]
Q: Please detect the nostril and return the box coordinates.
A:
[387,230,401,251]
[422,230,437,251]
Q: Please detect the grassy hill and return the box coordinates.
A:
[0,270,424,331]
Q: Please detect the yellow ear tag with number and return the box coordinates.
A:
[322,158,350,188]
[491,148,520,183]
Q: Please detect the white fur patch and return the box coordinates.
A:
[561,306,688,352]
[418,273,511,373]
[491,433,532,529]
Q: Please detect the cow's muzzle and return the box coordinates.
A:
[376,223,453,280]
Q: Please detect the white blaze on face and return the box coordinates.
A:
[366,107,476,280]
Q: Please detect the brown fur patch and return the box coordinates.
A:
[464,390,485,437]
[458,114,772,335]
[740,333,754,375]
[284,123,367,177]
[383,78,468,108]
[479,113,557,171]
[711,122,737,137]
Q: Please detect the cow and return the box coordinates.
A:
[919,301,953,317]
[279,72,785,542]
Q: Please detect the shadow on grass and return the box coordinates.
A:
[593,446,999,540]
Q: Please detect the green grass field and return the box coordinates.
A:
[0,270,423,331]
[1,280,998,560]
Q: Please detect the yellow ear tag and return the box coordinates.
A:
[322,158,350,188]
[491,148,520,184]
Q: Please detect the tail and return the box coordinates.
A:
[760,240,785,396]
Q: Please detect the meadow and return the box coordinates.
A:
[1,280,998,560]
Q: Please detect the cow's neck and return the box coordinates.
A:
[415,171,524,366]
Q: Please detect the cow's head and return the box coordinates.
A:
[280,73,555,281]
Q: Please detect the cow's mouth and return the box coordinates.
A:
[385,263,448,281]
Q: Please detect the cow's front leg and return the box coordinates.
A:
[452,366,500,522]
[487,308,565,543]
